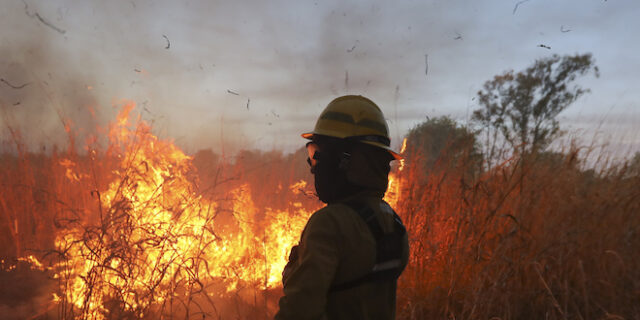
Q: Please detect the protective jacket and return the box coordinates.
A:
[275,191,409,320]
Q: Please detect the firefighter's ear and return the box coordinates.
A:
[338,152,351,171]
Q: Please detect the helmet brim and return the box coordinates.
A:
[301,132,403,160]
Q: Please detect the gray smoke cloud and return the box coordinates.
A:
[1,0,638,155]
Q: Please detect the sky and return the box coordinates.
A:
[0,0,638,158]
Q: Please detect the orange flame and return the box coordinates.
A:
[385,138,407,208]
[51,102,314,319]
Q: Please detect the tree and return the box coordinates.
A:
[472,54,599,157]
[403,116,481,180]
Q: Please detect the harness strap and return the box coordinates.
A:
[329,200,405,293]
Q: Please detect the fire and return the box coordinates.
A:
[8,101,405,318]
[384,138,407,208]
[398,137,407,172]
[47,102,315,319]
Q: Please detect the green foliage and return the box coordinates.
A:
[472,54,599,155]
[404,116,482,178]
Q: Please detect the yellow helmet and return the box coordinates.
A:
[302,95,402,160]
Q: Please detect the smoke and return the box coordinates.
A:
[0,0,442,154]
[1,0,638,155]
[0,1,103,152]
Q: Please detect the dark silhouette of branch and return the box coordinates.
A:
[347,41,358,52]
[1,78,30,89]
[35,13,66,34]
[162,35,170,49]
[425,54,429,76]
[513,0,532,14]
[23,1,66,34]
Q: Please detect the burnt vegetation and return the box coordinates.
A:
[1,54,639,319]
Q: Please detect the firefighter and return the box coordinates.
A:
[275,95,409,320]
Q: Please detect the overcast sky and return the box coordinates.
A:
[0,0,638,157]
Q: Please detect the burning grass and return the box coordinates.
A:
[0,102,638,319]
[1,102,318,319]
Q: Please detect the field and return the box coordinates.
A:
[1,103,638,319]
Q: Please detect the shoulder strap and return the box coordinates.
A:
[329,200,406,293]
[346,201,385,239]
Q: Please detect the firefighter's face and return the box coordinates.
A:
[306,142,321,172]
[305,138,348,203]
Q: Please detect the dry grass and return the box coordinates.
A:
[1,115,638,319]
[0,116,315,319]
[395,139,640,319]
